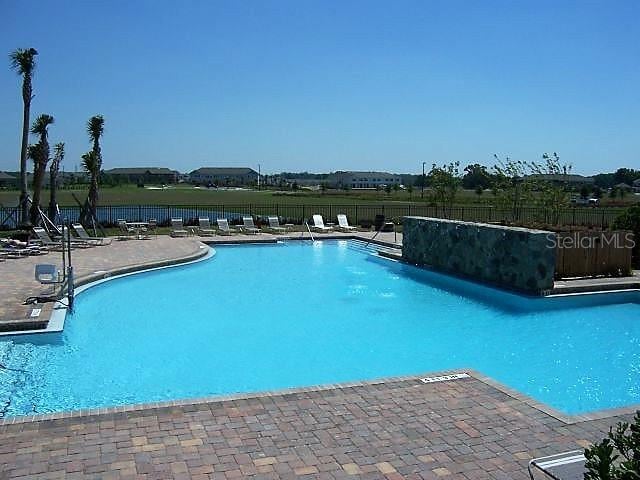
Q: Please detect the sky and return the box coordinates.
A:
[1,0,639,176]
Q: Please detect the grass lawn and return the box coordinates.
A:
[0,185,637,207]
[0,186,425,206]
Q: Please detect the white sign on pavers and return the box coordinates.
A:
[420,373,470,384]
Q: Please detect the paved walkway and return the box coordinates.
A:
[0,373,630,480]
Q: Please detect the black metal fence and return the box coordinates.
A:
[1,203,629,230]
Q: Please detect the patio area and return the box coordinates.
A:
[0,371,630,480]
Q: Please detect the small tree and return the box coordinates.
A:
[28,114,54,225]
[580,185,591,199]
[584,410,640,479]
[48,142,64,220]
[407,184,414,199]
[392,183,400,196]
[82,151,100,224]
[493,155,530,222]
[528,152,572,225]
[384,184,392,196]
[428,162,460,218]
[80,115,104,224]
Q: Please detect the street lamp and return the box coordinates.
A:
[258,163,261,190]
[421,161,426,199]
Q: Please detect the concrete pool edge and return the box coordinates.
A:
[0,243,213,337]
[2,368,638,427]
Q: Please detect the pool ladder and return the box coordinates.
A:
[303,220,316,242]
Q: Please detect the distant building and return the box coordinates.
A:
[614,182,632,191]
[326,171,402,189]
[0,172,17,188]
[633,178,640,193]
[525,173,595,187]
[105,167,178,185]
[189,167,259,186]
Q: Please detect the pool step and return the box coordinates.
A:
[348,239,402,257]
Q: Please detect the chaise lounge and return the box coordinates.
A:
[311,214,333,233]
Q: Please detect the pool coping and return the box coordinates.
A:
[1,367,637,427]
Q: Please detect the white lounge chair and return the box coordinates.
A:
[71,223,112,245]
[336,214,357,232]
[170,218,189,237]
[198,218,216,236]
[117,220,136,240]
[33,227,89,249]
[1,238,47,257]
[216,218,239,235]
[528,450,585,480]
[242,217,260,234]
[267,216,288,234]
[311,214,333,232]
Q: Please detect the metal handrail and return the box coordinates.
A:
[365,218,397,247]
[304,220,315,242]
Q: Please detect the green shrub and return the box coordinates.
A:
[584,410,640,479]
[612,206,640,265]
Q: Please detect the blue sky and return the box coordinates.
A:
[1,0,638,175]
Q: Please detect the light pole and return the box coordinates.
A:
[258,163,261,190]
[421,162,426,199]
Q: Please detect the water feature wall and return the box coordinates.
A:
[402,216,556,294]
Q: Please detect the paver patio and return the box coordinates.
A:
[0,372,632,479]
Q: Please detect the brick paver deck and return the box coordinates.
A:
[0,373,630,479]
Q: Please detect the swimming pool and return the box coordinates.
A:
[1,240,639,418]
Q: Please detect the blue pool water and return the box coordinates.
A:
[1,240,639,417]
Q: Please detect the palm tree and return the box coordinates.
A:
[28,114,54,225]
[81,151,100,223]
[9,47,38,225]
[49,142,65,219]
[84,115,104,218]
[87,115,104,159]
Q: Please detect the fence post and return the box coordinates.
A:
[302,205,305,224]
[355,205,358,223]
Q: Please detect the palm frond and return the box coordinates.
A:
[86,115,104,141]
[53,142,65,160]
[27,144,39,162]
[9,48,38,75]
[31,113,54,137]
[81,151,100,174]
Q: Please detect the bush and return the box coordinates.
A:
[612,206,640,265]
[584,410,640,479]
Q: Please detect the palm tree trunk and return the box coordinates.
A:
[19,78,32,226]
[48,171,58,220]
[29,164,45,226]
[85,174,98,223]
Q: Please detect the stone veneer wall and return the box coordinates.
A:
[402,216,556,294]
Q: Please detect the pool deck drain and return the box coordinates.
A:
[0,370,635,480]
